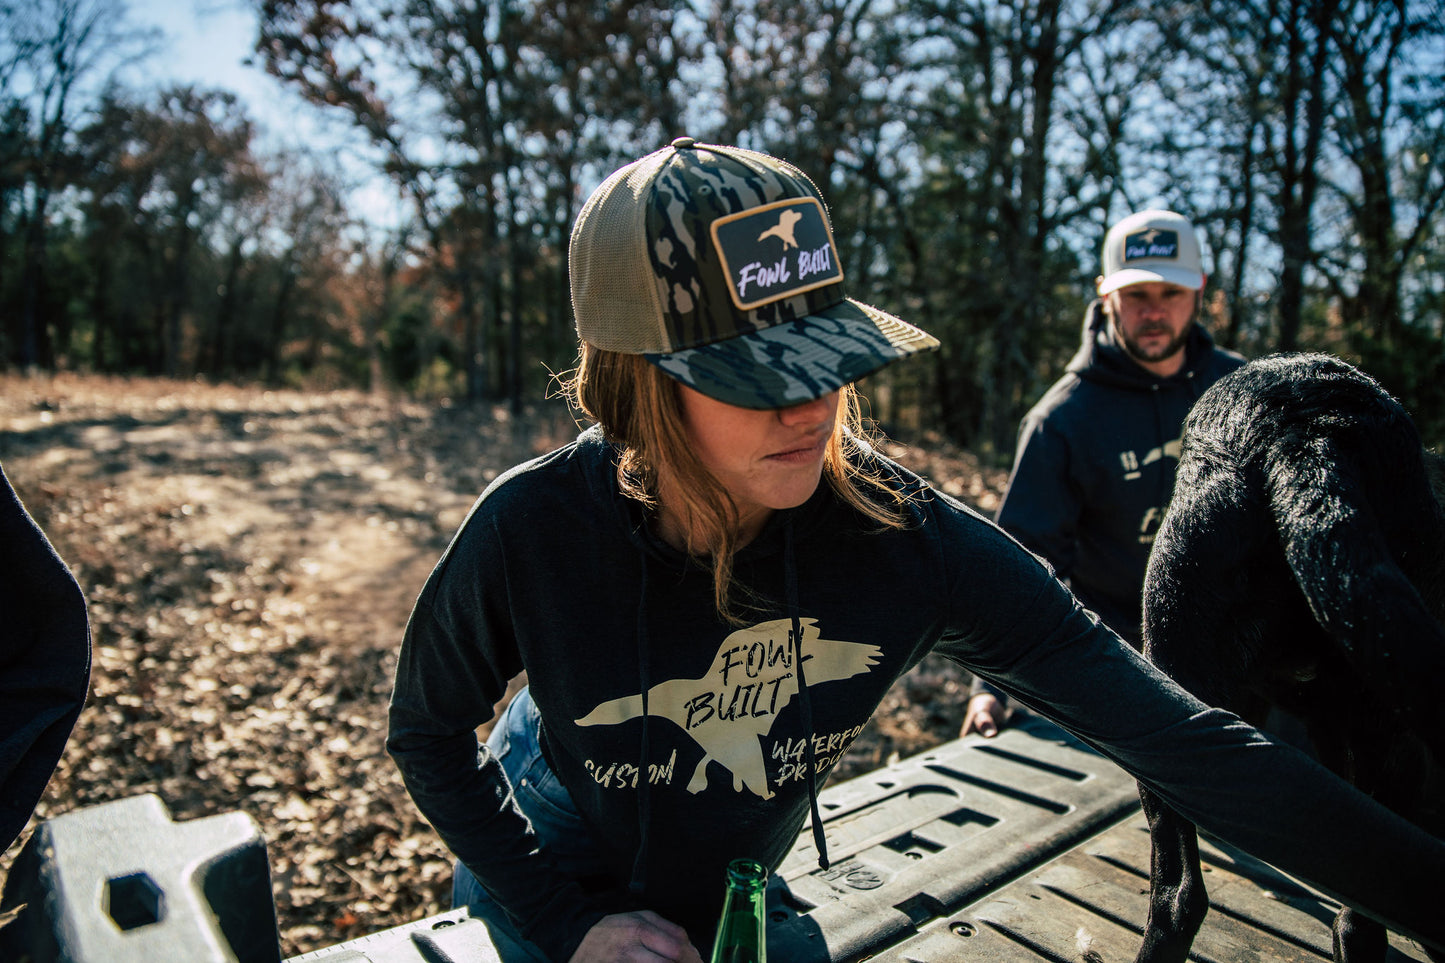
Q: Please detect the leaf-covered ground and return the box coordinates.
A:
[0,373,1006,955]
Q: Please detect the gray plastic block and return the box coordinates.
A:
[0,793,281,962]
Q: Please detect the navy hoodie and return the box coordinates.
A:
[387,426,1444,960]
[996,300,1245,646]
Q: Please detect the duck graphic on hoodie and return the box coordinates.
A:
[575,618,880,800]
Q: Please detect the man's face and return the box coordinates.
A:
[1104,282,1199,372]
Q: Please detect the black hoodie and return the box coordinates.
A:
[387,426,1444,960]
[0,463,90,853]
[995,299,1245,646]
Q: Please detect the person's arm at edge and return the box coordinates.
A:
[0,463,92,852]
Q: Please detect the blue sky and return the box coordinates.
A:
[127,0,404,226]
[129,0,286,130]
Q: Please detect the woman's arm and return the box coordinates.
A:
[939,513,1445,948]
[386,516,619,961]
[386,712,615,960]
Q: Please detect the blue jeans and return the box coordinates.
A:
[452,687,608,961]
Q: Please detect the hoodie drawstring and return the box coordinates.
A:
[785,518,830,870]
[628,514,831,895]
[628,562,652,896]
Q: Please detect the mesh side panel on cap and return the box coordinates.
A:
[570,149,672,354]
[866,305,942,352]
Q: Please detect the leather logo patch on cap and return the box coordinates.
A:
[710,197,843,310]
[1124,228,1179,262]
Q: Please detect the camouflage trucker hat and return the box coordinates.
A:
[569,137,939,409]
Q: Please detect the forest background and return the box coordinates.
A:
[5,0,1444,456]
[2,0,1445,954]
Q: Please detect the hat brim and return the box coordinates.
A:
[646,300,939,410]
[1098,266,1204,295]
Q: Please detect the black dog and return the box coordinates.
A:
[1136,353,1445,963]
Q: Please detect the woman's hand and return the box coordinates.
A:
[568,911,705,962]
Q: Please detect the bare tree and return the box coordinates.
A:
[1317,0,1445,344]
[0,0,155,368]
[77,86,267,376]
[258,0,687,408]
[850,0,1143,452]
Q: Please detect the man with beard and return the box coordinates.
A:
[963,210,1245,738]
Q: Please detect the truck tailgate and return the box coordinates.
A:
[295,713,1433,962]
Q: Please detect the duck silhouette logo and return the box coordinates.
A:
[576,618,880,800]
[756,209,804,250]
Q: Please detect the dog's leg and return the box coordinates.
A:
[1317,726,1387,963]
[1324,719,1438,963]
[1133,440,1254,963]
[1135,783,1208,963]
[1333,910,1387,963]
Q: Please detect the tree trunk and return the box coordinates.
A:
[1274,0,1334,351]
[18,187,51,370]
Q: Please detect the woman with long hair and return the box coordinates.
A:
[386,139,1445,962]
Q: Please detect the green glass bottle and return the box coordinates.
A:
[710,858,768,963]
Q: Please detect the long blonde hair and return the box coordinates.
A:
[567,343,910,622]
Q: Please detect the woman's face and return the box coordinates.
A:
[669,385,840,543]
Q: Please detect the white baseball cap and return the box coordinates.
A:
[1097,210,1205,295]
